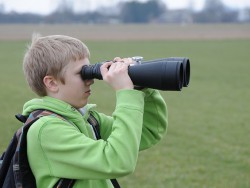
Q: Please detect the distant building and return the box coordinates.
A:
[0,3,5,13]
[238,8,250,22]
[156,9,193,24]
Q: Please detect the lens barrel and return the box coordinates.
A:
[143,57,190,87]
[81,57,190,91]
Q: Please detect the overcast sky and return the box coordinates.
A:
[1,0,250,15]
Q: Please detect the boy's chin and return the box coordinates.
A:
[74,101,88,109]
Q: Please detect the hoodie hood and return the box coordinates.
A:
[22,96,96,122]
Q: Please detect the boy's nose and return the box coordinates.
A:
[85,79,94,86]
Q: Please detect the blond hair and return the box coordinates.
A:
[23,34,90,96]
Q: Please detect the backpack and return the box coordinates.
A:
[0,109,120,188]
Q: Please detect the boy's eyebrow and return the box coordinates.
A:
[75,62,89,72]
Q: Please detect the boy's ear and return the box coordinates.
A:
[43,75,59,93]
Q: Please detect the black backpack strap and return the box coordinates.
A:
[87,113,121,188]
[0,112,39,188]
[87,112,101,140]
[53,178,76,188]
[12,111,41,188]
[111,179,121,188]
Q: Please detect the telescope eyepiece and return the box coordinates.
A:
[81,63,103,80]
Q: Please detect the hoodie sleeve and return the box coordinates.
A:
[94,88,168,151]
[139,89,168,150]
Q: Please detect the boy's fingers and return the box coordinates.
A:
[122,58,133,65]
[107,62,118,72]
[100,61,113,75]
[113,57,122,62]
[102,61,113,68]
[113,57,133,65]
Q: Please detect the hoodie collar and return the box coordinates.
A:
[22,96,96,121]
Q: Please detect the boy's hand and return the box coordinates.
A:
[100,57,134,91]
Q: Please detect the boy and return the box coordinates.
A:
[22,34,167,188]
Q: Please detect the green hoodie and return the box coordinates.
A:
[23,89,167,188]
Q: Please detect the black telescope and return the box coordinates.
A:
[81,57,190,91]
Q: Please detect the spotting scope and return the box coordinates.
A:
[81,57,190,91]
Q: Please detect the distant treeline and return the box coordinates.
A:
[0,0,250,24]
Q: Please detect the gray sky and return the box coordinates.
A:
[1,0,250,15]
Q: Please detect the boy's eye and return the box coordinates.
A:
[77,71,84,79]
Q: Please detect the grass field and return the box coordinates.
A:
[0,24,250,187]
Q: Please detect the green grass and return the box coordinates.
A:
[0,39,250,188]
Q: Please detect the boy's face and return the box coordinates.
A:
[57,58,94,109]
